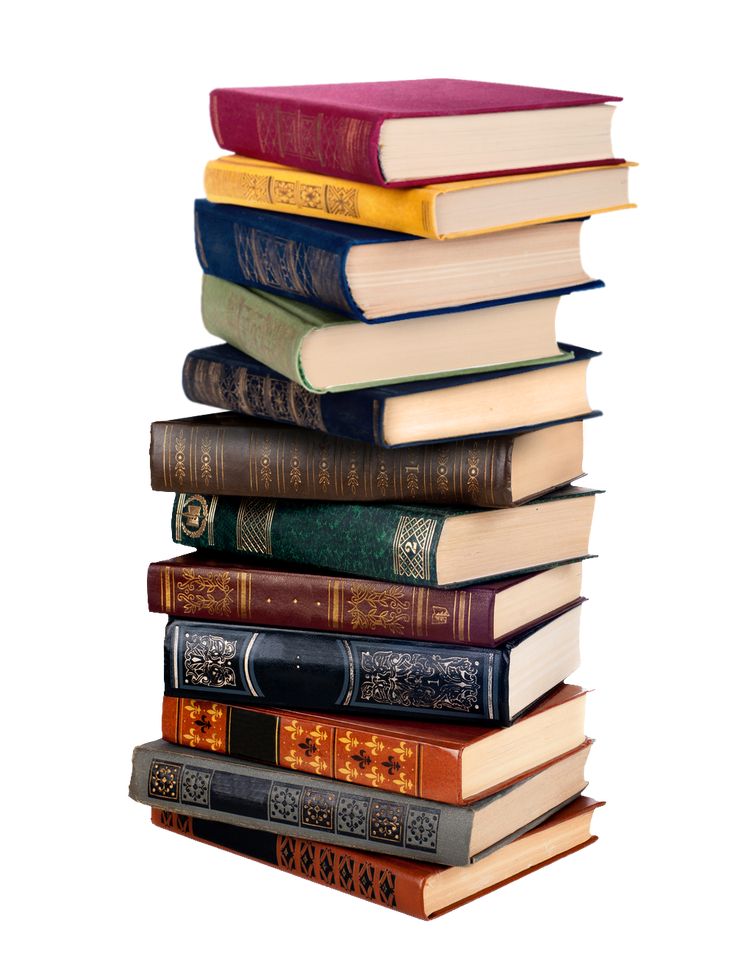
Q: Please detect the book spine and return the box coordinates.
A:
[201,276,308,387]
[170,492,447,587]
[151,807,429,918]
[210,89,385,187]
[151,416,516,507]
[181,349,382,445]
[164,619,501,723]
[148,560,495,647]
[194,200,361,318]
[131,740,473,864]
[204,155,433,237]
[161,696,465,804]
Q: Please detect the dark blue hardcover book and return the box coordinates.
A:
[182,342,601,448]
[194,199,603,323]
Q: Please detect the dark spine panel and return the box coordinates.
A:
[164,619,499,724]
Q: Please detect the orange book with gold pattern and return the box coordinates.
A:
[162,684,587,805]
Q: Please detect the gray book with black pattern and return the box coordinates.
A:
[129,739,588,866]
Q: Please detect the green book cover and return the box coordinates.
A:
[171,488,595,588]
[201,275,572,394]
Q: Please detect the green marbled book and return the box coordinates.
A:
[171,486,596,588]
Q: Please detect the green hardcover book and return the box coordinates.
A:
[172,486,596,588]
[202,275,571,393]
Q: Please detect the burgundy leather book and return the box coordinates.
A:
[210,78,624,187]
[148,553,584,648]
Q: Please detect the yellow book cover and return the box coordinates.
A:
[204,155,635,240]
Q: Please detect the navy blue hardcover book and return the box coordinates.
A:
[194,199,603,323]
[182,342,601,448]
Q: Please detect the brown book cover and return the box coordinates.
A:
[150,796,602,919]
[161,685,588,805]
[148,553,583,648]
[150,413,584,508]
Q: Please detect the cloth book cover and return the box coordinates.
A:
[210,78,622,187]
[194,199,603,323]
[150,412,585,506]
[181,343,601,448]
[169,487,595,589]
[162,608,578,725]
[197,276,573,392]
[161,685,588,804]
[148,552,584,647]
[204,154,633,239]
[150,797,602,919]
[130,738,588,866]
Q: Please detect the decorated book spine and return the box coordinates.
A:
[181,346,378,444]
[148,560,497,647]
[195,199,361,319]
[210,89,383,186]
[163,618,507,724]
[164,619,506,726]
[170,492,450,587]
[131,739,474,864]
[161,696,465,804]
[151,416,520,507]
[204,155,434,237]
[151,806,430,917]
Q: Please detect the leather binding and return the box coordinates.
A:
[151,796,602,918]
[151,412,585,507]
[161,685,589,804]
[162,607,580,725]
[129,738,590,866]
[194,199,604,323]
[169,486,596,588]
[210,78,622,187]
[181,342,601,447]
[148,552,584,647]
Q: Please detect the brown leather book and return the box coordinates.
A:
[150,796,602,919]
[148,552,584,648]
[150,412,585,508]
[162,684,588,804]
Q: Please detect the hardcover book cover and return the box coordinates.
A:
[161,685,589,804]
[150,412,585,506]
[150,796,602,919]
[129,738,590,865]
[162,606,582,725]
[148,552,584,647]
[210,78,623,186]
[194,199,603,323]
[204,154,633,239]
[181,343,601,447]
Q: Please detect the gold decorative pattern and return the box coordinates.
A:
[260,437,273,490]
[175,493,210,541]
[435,447,450,497]
[235,498,277,554]
[346,458,359,495]
[289,442,302,492]
[176,568,233,617]
[174,430,187,486]
[391,515,439,581]
[254,104,373,176]
[200,434,213,488]
[376,460,389,495]
[348,583,410,635]
[209,167,361,220]
[233,223,353,315]
[466,443,481,498]
[404,463,419,497]
[318,444,330,491]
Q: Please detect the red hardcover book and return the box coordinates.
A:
[148,553,584,648]
[210,78,624,187]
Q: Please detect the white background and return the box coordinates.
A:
[3,2,733,955]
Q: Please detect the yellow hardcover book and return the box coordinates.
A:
[204,155,635,240]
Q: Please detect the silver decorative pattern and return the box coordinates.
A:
[183,633,237,688]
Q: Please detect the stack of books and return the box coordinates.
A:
[130,78,632,919]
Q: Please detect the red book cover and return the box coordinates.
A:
[210,78,623,187]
